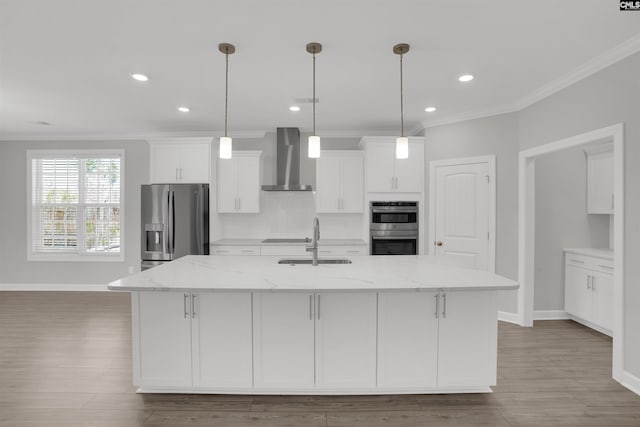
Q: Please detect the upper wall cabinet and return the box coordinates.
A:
[360,137,424,193]
[585,143,613,214]
[149,138,212,184]
[217,151,262,213]
[315,151,364,213]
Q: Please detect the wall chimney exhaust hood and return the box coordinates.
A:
[262,128,313,191]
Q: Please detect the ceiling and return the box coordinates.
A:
[1,0,639,140]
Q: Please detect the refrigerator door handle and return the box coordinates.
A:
[168,190,176,254]
[195,187,203,254]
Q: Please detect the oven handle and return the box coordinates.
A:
[371,209,418,214]
[371,235,418,240]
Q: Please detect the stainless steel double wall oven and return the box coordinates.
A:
[369,201,418,255]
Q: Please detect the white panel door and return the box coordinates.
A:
[377,292,438,388]
[394,142,424,193]
[151,144,181,183]
[366,143,395,192]
[237,156,260,213]
[433,162,490,269]
[592,271,613,331]
[340,156,364,212]
[315,292,377,389]
[253,293,315,389]
[315,156,342,212]
[192,292,253,388]
[217,158,239,212]
[180,143,211,183]
[437,291,497,387]
[564,265,592,321]
[137,292,192,387]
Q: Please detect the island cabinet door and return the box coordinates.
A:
[134,292,193,388]
[191,292,253,388]
[314,292,377,389]
[252,292,315,389]
[377,292,438,388]
[436,291,498,388]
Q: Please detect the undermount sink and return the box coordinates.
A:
[278,258,352,265]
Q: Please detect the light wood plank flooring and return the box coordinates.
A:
[0,291,638,426]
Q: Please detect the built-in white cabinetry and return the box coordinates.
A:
[133,291,253,389]
[377,291,497,389]
[253,292,377,390]
[217,151,261,213]
[211,245,260,256]
[211,243,367,256]
[318,245,366,256]
[315,151,364,213]
[259,245,308,256]
[149,139,211,183]
[564,252,613,335]
[585,144,614,214]
[361,138,424,193]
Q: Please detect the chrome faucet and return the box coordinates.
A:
[306,217,320,266]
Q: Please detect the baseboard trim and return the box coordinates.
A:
[621,370,640,396]
[498,311,520,325]
[533,310,570,320]
[0,283,110,292]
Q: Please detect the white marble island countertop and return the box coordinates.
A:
[108,255,518,292]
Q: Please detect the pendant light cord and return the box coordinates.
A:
[224,49,229,138]
[399,52,404,137]
[312,52,316,136]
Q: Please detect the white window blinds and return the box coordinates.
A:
[28,150,124,261]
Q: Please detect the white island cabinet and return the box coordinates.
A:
[110,255,518,394]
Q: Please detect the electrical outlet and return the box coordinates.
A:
[128,266,134,274]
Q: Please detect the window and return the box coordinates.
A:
[28,150,124,261]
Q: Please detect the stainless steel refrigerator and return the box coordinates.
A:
[140,184,209,270]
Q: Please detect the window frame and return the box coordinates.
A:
[26,149,125,262]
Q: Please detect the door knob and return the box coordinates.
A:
[435,241,443,247]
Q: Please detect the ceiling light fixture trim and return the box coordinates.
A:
[218,42,235,159]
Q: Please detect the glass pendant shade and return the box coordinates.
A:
[396,136,409,159]
[219,136,232,159]
[308,135,321,158]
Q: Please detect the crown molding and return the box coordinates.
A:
[0,130,267,142]
[421,103,518,130]
[516,33,640,110]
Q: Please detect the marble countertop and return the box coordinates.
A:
[108,255,518,292]
[212,239,368,246]
[563,248,613,260]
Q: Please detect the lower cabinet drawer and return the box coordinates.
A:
[260,245,308,256]
[318,246,367,256]
[212,246,260,256]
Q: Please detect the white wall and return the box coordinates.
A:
[0,140,149,284]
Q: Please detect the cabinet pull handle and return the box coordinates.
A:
[570,259,584,264]
[183,293,189,318]
[176,168,179,181]
[346,250,360,254]
[317,295,321,320]
[442,293,447,318]
[238,198,241,211]
[191,294,197,318]
[598,264,613,270]
[591,277,596,292]
[216,250,229,253]
[337,199,340,211]
[611,194,614,210]
[434,293,439,319]
[309,295,313,320]
[180,168,183,180]
[340,198,343,210]
[587,276,591,290]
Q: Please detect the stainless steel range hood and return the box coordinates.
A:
[261,127,313,191]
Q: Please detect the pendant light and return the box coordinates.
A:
[218,43,235,159]
[306,42,322,158]
[393,43,409,159]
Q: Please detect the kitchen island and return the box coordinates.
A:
[108,255,518,394]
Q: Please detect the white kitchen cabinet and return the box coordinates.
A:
[564,253,613,335]
[436,291,497,387]
[259,245,308,256]
[149,139,211,183]
[315,151,364,213]
[585,144,614,214]
[134,292,194,387]
[317,245,367,256]
[377,290,496,389]
[315,292,377,389]
[361,138,424,193]
[217,151,261,213]
[252,292,315,389]
[377,292,438,388]
[133,291,253,389]
[192,292,253,388]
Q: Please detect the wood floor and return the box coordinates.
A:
[0,292,638,426]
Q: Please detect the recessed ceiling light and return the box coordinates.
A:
[458,74,474,82]
[289,105,301,112]
[424,107,436,113]
[131,73,149,82]
[177,106,190,113]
